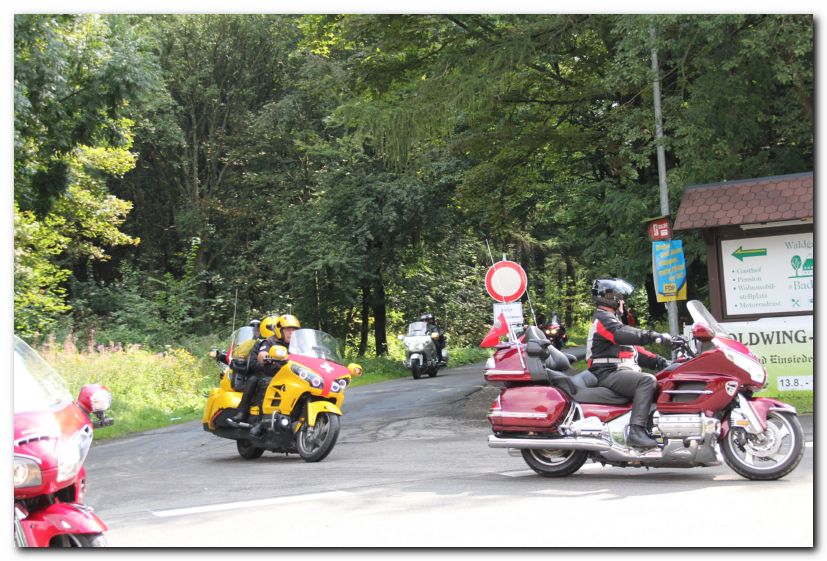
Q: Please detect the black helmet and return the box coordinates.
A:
[591,278,634,310]
[419,312,435,323]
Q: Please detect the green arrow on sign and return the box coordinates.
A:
[732,246,767,261]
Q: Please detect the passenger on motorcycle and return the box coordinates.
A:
[587,278,672,449]
[420,312,446,365]
[231,314,301,429]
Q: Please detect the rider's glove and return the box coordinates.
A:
[655,356,671,370]
[651,332,672,346]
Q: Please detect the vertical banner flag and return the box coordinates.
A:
[480,312,510,348]
[653,240,687,302]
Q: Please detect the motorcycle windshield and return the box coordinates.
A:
[13,336,73,414]
[289,329,343,363]
[407,322,428,336]
[686,300,733,339]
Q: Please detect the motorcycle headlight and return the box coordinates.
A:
[57,426,93,483]
[291,364,324,388]
[330,377,350,393]
[408,341,426,352]
[14,455,42,489]
[723,348,767,386]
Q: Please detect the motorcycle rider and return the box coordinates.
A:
[420,312,446,365]
[230,314,301,428]
[586,278,672,449]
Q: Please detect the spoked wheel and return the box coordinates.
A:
[49,533,107,547]
[521,448,588,477]
[297,412,340,462]
[236,439,265,460]
[721,411,804,480]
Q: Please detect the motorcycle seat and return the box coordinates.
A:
[548,369,631,406]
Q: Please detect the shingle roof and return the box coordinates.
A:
[673,172,813,231]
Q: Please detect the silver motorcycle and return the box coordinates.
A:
[399,321,448,379]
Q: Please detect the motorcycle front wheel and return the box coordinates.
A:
[49,533,107,547]
[297,412,340,462]
[412,364,422,379]
[721,411,804,480]
[521,448,588,477]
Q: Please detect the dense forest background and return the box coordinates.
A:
[14,14,814,354]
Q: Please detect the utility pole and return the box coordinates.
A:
[651,27,680,337]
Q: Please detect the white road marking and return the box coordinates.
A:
[150,490,349,518]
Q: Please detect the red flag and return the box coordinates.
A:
[480,313,509,348]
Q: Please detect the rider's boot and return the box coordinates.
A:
[250,423,264,438]
[230,410,248,424]
[627,424,658,448]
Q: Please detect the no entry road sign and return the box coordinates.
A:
[485,260,527,303]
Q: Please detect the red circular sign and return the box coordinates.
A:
[485,261,527,303]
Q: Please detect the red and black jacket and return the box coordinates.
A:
[586,308,665,376]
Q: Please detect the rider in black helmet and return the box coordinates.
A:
[420,312,446,366]
[587,278,673,449]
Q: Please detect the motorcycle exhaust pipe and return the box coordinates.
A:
[488,434,611,451]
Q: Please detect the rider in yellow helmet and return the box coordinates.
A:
[230,314,301,425]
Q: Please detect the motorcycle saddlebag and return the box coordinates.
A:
[489,385,569,432]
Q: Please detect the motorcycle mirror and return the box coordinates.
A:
[347,363,363,377]
[692,322,716,342]
[77,384,112,414]
[209,348,218,358]
[269,345,289,360]
[398,334,405,341]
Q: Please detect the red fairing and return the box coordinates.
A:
[19,503,107,546]
[489,385,569,432]
[579,403,631,423]
[14,406,91,499]
[289,355,350,396]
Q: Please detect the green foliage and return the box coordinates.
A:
[37,338,213,439]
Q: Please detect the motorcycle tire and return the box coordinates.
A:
[49,533,107,547]
[236,439,265,460]
[297,412,340,463]
[521,448,588,477]
[412,364,422,380]
[428,366,438,378]
[721,410,804,481]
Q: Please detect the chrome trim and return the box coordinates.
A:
[488,411,548,419]
[663,390,713,395]
[485,369,525,376]
[488,434,610,451]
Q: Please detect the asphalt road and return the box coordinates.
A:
[84,361,815,548]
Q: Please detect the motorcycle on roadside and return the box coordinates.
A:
[203,327,362,462]
[541,314,568,350]
[484,300,805,480]
[13,335,115,547]
[399,321,448,379]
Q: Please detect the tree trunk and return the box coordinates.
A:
[358,280,371,357]
[372,267,388,356]
[564,254,575,326]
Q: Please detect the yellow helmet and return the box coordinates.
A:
[275,314,301,340]
[260,316,278,338]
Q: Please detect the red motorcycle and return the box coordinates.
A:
[485,300,804,480]
[13,335,115,547]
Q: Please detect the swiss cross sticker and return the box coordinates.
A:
[320,362,334,374]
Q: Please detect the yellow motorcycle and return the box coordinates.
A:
[202,327,361,462]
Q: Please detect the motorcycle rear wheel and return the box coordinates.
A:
[721,411,804,480]
[297,412,340,462]
[236,439,265,460]
[521,448,588,477]
[49,533,107,547]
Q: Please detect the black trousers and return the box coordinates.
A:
[237,374,271,415]
[596,367,656,426]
